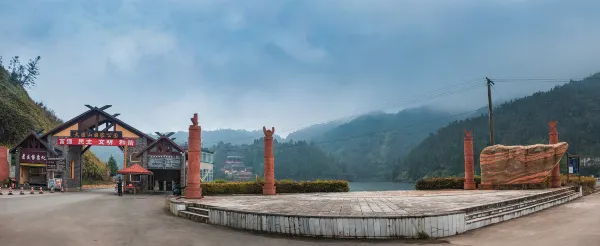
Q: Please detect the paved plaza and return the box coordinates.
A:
[0,189,598,246]
[186,189,561,216]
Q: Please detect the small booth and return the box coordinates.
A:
[135,134,185,192]
[117,164,153,194]
[10,131,63,187]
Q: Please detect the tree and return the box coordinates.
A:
[107,155,119,176]
[0,55,41,88]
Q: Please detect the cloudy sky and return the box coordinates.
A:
[2,0,600,136]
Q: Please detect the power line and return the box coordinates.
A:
[491,84,505,103]
[493,77,600,83]
[202,80,485,145]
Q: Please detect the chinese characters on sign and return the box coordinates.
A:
[70,130,123,139]
[56,138,136,146]
[47,158,66,171]
[19,148,47,164]
[148,155,182,170]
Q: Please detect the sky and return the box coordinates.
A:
[2,0,600,136]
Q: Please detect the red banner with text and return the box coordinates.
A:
[56,138,136,146]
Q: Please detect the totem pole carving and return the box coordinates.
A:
[549,121,561,188]
[263,126,276,195]
[186,113,203,198]
[463,130,476,190]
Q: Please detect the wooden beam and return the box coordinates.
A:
[95,113,100,131]
[81,145,92,155]
[101,122,115,132]
[112,113,120,117]
[84,104,94,110]
[155,132,163,137]
[165,132,175,137]
[98,105,112,111]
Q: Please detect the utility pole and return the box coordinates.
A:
[486,77,495,145]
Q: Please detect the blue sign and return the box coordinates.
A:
[568,156,580,174]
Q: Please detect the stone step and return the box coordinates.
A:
[466,192,579,230]
[465,190,576,220]
[463,187,574,214]
[188,207,210,216]
[179,210,210,223]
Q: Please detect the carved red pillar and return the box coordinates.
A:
[464,130,476,190]
[549,121,561,188]
[263,126,276,195]
[186,113,202,199]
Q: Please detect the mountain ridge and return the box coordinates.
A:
[398,74,600,181]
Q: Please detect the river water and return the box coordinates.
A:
[348,182,415,192]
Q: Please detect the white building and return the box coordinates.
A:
[200,149,214,182]
[184,148,214,184]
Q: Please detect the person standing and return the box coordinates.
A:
[117,177,123,196]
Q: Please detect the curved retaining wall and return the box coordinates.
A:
[167,197,467,238]
[166,187,580,239]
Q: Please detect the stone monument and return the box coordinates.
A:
[463,130,476,190]
[480,142,568,188]
[186,113,203,199]
[154,180,159,191]
[263,126,276,195]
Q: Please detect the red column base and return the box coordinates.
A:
[464,180,476,190]
[263,185,276,195]
[186,186,202,199]
[550,165,561,188]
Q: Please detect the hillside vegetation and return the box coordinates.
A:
[212,139,345,181]
[314,107,467,181]
[399,74,600,181]
[0,56,109,181]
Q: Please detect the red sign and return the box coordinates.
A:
[56,138,136,146]
[19,148,47,164]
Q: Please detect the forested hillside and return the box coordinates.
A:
[211,139,345,181]
[399,74,600,181]
[0,56,109,181]
[314,107,466,181]
[285,120,346,142]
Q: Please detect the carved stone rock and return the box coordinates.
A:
[186,113,202,199]
[480,142,568,188]
[263,126,276,195]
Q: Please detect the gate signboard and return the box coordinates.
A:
[56,138,136,146]
[47,158,66,171]
[70,130,123,139]
[148,155,181,170]
[19,148,47,164]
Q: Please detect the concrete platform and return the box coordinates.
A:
[167,187,581,239]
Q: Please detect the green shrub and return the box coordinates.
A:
[560,175,596,189]
[415,176,482,190]
[212,179,228,183]
[199,180,349,195]
[417,174,596,190]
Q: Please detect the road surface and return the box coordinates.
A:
[0,189,598,246]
